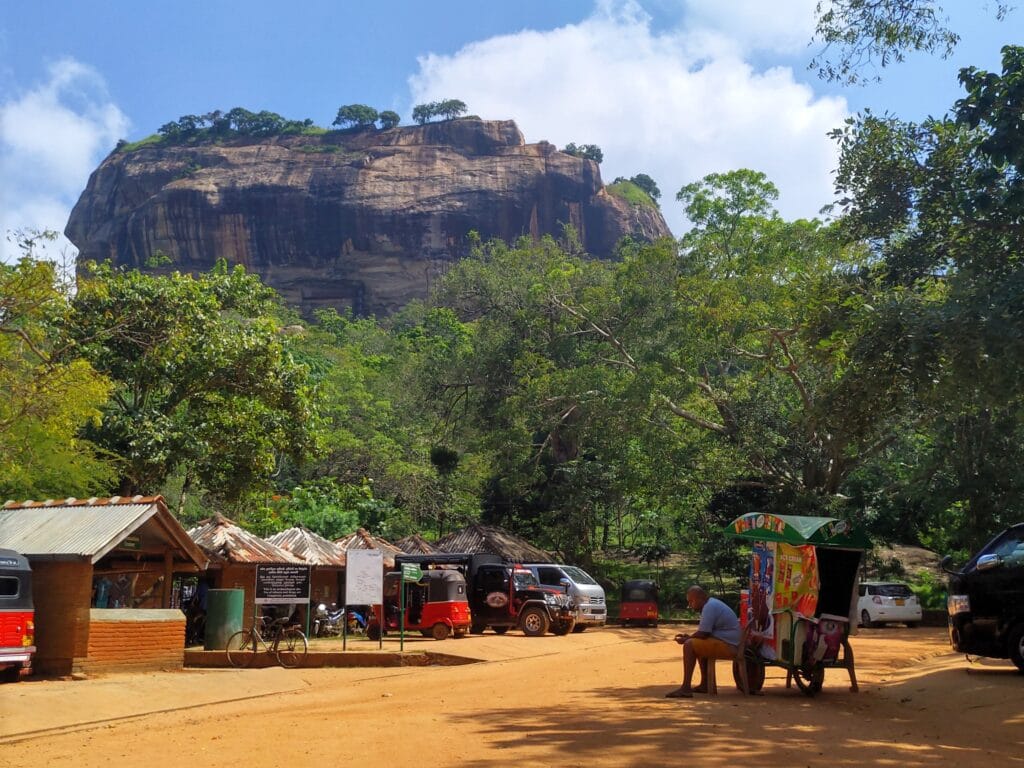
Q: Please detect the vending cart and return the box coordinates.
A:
[725,513,870,696]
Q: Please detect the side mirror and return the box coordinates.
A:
[559,578,571,593]
[938,554,955,574]
[976,553,1003,572]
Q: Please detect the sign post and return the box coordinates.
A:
[399,562,423,652]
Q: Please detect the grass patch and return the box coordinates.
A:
[606,180,658,209]
[117,134,166,153]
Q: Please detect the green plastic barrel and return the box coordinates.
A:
[204,589,244,650]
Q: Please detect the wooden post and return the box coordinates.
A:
[162,550,174,608]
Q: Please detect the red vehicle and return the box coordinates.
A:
[0,549,35,682]
[367,569,471,640]
[618,579,659,627]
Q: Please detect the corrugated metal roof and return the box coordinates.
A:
[0,496,208,568]
[334,528,401,568]
[266,527,347,566]
[395,533,437,555]
[434,523,554,563]
[188,514,304,564]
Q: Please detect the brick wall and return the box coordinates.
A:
[30,560,92,676]
[81,610,185,674]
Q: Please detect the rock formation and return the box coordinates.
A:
[66,119,671,316]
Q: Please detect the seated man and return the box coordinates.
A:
[666,585,741,698]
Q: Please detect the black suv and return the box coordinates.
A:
[942,523,1024,672]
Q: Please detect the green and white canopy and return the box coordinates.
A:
[724,513,870,549]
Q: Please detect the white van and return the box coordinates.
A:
[522,564,606,631]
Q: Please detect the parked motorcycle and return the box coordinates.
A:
[312,603,367,637]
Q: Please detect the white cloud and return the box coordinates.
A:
[409,0,846,236]
[681,0,818,55]
[0,58,129,262]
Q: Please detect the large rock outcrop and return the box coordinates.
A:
[66,119,671,316]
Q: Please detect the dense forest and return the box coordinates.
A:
[3,13,1023,599]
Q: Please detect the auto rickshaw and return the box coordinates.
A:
[724,513,870,696]
[618,579,659,627]
[0,549,34,682]
[366,568,471,640]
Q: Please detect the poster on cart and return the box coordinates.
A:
[748,541,776,655]
[774,543,819,617]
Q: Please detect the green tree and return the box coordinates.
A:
[829,45,1024,547]
[435,99,468,121]
[562,143,603,163]
[378,110,401,130]
[0,232,116,498]
[811,0,1011,83]
[63,260,319,503]
[333,104,379,129]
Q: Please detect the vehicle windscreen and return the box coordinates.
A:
[876,584,913,598]
[513,570,539,589]
[560,566,598,585]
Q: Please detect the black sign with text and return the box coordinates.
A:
[255,564,311,604]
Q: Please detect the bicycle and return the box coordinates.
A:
[225,615,308,669]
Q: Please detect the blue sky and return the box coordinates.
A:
[1,1,1019,261]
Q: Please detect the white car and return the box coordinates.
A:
[857,581,922,627]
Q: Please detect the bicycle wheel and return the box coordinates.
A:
[226,630,257,669]
[276,628,308,668]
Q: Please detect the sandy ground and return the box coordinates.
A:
[1,626,1022,767]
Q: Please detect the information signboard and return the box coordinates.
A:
[255,564,311,605]
[401,562,423,582]
[345,549,383,605]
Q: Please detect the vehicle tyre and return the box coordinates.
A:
[552,619,575,636]
[226,630,256,669]
[366,623,382,641]
[431,622,451,641]
[860,610,873,629]
[276,628,308,668]
[491,625,510,635]
[572,624,587,633]
[520,607,550,637]
[470,622,486,635]
[419,630,432,637]
[793,665,825,696]
[733,654,765,694]
[650,621,659,629]
[905,622,918,629]
[1,666,22,683]
[1009,623,1024,673]
[453,629,466,639]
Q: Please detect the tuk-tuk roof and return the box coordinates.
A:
[724,513,871,549]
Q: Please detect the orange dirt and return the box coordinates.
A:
[1,626,1021,767]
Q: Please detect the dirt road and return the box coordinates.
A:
[1,626,1021,767]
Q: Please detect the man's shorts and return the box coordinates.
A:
[689,637,737,659]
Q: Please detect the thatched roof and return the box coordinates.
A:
[266,527,347,566]
[394,533,437,555]
[434,523,554,563]
[334,527,402,568]
[188,514,304,565]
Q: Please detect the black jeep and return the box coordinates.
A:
[942,523,1024,672]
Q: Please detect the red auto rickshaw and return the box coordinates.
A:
[0,549,35,682]
[367,568,471,640]
[618,579,659,627]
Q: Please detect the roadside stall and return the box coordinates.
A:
[266,527,347,634]
[0,496,208,676]
[725,512,869,696]
[188,515,309,637]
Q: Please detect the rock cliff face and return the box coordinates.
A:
[66,119,671,316]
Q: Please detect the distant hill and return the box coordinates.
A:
[66,118,671,316]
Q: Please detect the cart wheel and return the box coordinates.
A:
[431,622,450,641]
[733,655,765,694]
[792,665,825,696]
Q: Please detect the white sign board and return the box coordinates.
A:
[345,549,383,605]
